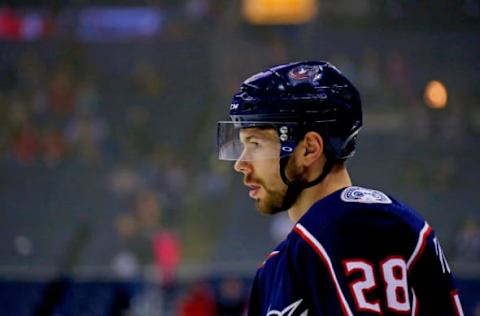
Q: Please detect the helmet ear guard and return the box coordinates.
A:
[320,125,362,163]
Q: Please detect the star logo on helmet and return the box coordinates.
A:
[288,65,322,81]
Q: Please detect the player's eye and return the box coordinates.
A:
[247,141,261,149]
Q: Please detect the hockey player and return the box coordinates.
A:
[217,61,464,315]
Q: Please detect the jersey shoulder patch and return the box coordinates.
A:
[341,186,392,204]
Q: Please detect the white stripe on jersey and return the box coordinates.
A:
[407,222,431,270]
[411,289,418,316]
[452,291,464,316]
[295,223,354,316]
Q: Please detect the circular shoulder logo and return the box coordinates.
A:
[341,186,392,204]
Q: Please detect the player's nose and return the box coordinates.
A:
[234,158,252,174]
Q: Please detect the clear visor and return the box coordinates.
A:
[217,121,296,161]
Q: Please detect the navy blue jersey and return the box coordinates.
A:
[248,186,464,315]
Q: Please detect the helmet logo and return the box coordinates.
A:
[288,65,322,81]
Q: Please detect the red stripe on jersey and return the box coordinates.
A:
[407,222,432,270]
[294,223,353,316]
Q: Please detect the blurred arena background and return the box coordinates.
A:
[0,0,479,315]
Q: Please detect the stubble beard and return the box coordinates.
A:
[255,157,305,215]
[255,183,287,215]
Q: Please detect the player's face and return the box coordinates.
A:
[233,128,299,214]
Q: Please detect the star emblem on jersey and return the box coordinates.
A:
[341,186,392,204]
[267,299,308,316]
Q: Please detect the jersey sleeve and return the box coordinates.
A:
[407,223,464,315]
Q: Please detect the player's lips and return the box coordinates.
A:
[245,183,261,198]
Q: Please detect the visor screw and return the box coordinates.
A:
[279,126,289,142]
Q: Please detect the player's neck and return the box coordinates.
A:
[288,165,352,222]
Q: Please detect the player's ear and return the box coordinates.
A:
[301,131,324,166]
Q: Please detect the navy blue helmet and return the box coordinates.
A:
[218,61,362,163]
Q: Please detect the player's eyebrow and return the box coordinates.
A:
[242,127,277,139]
[244,135,259,142]
[239,134,260,145]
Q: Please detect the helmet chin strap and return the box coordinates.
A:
[278,156,334,211]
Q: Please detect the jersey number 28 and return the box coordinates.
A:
[343,257,410,313]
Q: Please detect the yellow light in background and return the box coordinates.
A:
[242,0,318,25]
[424,80,448,109]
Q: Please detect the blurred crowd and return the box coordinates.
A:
[1,18,479,261]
